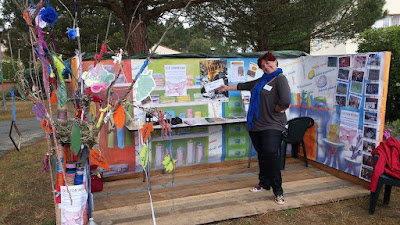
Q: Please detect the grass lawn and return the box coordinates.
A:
[0,100,58,121]
[0,141,54,224]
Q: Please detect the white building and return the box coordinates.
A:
[150,44,181,54]
[310,0,400,55]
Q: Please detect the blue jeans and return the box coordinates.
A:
[249,129,283,196]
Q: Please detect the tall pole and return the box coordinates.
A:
[1,40,6,112]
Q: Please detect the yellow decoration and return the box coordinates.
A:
[96,104,111,128]
[53,55,66,82]
[140,145,149,168]
[162,155,176,172]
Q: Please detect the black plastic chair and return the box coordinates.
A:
[281,116,314,170]
[369,137,400,214]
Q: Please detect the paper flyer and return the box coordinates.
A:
[204,78,225,92]
[165,64,187,96]
[199,59,228,100]
[61,185,88,225]
[229,61,245,82]
[246,62,258,77]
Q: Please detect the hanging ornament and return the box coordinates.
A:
[50,90,58,104]
[32,102,48,120]
[162,154,176,172]
[112,49,123,64]
[89,149,110,170]
[40,6,58,25]
[140,145,149,168]
[71,124,82,154]
[113,104,125,129]
[67,28,77,40]
[134,70,155,102]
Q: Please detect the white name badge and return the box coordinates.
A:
[263,84,272,91]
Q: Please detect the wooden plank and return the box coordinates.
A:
[98,159,313,196]
[93,176,369,224]
[94,165,323,210]
[93,157,370,224]
[95,176,347,219]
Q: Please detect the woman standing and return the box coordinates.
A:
[218,52,291,204]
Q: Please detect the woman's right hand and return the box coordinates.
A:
[217,84,228,93]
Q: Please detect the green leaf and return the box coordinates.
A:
[71,125,82,154]
[140,145,149,168]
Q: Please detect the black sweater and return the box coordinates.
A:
[237,74,291,131]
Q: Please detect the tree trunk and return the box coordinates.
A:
[125,19,149,55]
[256,37,269,52]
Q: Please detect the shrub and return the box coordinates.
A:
[358,26,400,121]
[383,119,400,140]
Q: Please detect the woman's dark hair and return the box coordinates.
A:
[257,52,277,68]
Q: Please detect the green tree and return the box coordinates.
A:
[69,0,220,55]
[358,26,400,122]
[1,0,221,60]
[1,1,125,64]
[185,0,387,52]
[148,19,235,53]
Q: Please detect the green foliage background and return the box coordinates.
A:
[358,26,400,122]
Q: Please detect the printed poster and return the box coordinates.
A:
[199,59,228,100]
[208,125,223,163]
[61,185,88,225]
[229,61,245,82]
[165,64,187,96]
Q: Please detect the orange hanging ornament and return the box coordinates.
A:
[50,90,58,104]
[89,149,110,170]
[113,104,125,129]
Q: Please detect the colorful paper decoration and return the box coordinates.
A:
[113,104,125,129]
[82,64,115,93]
[71,124,82,154]
[50,90,58,103]
[96,104,111,128]
[140,123,153,143]
[162,154,176,172]
[107,117,114,148]
[125,101,133,147]
[53,55,68,108]
[112,49,123,64]
[33,102,47,120]
[134,70,155,102]
[89,149,110,170]
[56,81,67,108]
[89,101,96,120]
[117,128,124,149]
[140,145,149,168]
[53,55,66,77]
[41,119,52,133]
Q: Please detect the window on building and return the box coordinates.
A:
[383,17,390,27]
[391,16,400,26]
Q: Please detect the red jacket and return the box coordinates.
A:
[368,137,400,192]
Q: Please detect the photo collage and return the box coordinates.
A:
[332,53,382,181]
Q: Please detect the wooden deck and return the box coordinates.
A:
[92,158,370,225]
